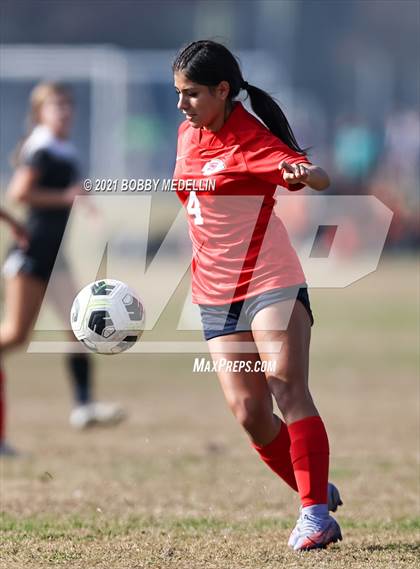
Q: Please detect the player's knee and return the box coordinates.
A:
[1,323,29,348]
[268,375,309,415]
[230,397,268,434]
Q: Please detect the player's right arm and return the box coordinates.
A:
[7,165,80,208]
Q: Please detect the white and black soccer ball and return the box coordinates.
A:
[70,279,145,354]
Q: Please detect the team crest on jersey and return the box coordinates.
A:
[202,158,226,176]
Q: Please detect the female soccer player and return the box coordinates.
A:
[0,82,125,437]
[172,41,342,551]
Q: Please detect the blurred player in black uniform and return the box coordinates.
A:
[0,82,125,447]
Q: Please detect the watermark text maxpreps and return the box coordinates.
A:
[193,357,277,373]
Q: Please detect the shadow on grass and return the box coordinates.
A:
[363,543,419,553]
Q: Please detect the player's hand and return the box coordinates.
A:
[64,183,102,228]
[279,161,310,185]
[64,184,83,205]
[10,219,29,249]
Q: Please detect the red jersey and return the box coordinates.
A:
[173,102,311,305]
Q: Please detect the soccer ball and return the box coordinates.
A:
[70,279,145,354]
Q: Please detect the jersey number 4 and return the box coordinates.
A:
[186,191,203,225]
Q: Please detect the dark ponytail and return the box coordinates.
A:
[244,83,306,154]
[173,40,307,156]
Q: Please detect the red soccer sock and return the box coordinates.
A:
[252,419,298,492]
[288,415,329,507]
[0,367,5,443]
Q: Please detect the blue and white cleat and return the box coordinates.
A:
[69,402,126,429]
[0,441,20,457]
[287,483,343,548]
[292,512,342,551]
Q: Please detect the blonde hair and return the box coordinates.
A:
[11,81,73,166]
[28,81,73,128]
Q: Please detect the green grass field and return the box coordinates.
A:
[1,257,419,568]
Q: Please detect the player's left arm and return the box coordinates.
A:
[279,161,330,191]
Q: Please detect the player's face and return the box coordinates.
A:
[174,72,230,131]
[39,94,74,138]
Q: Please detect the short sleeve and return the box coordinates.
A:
[243,131,312,191]
[22,148,49,171]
